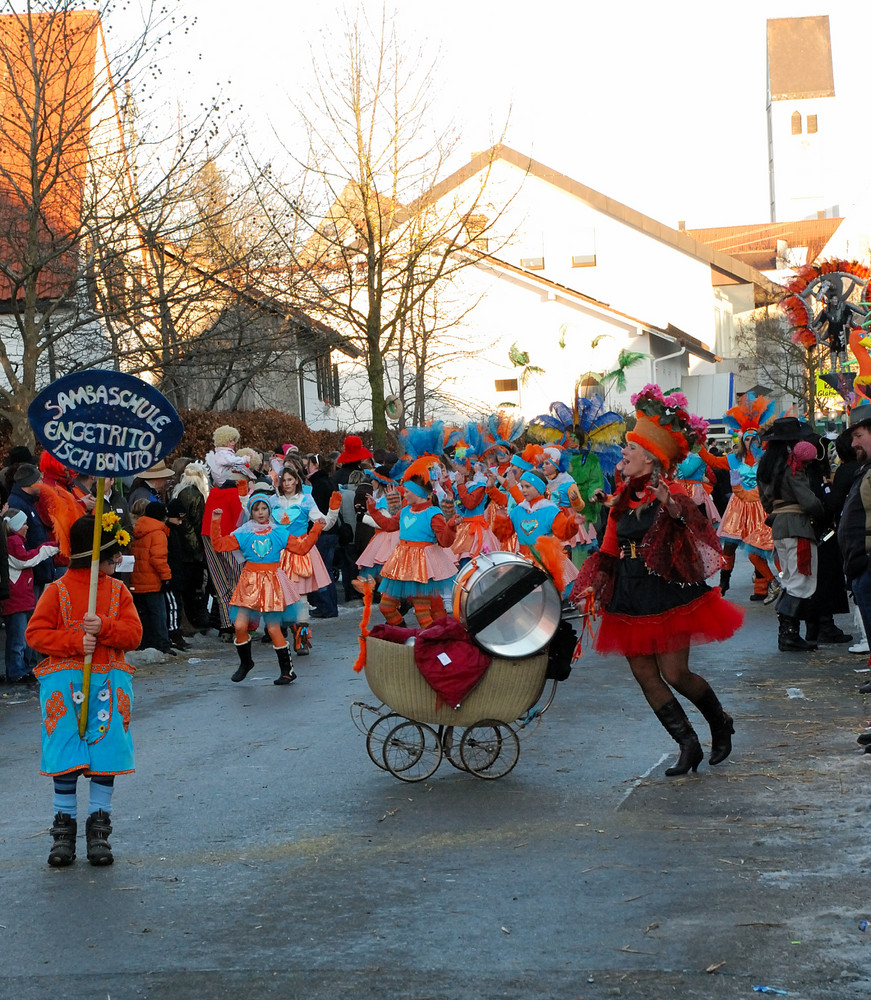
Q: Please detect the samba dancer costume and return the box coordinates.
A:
[573,386,743,777]
[367,423,457,628]
[354,468,400,585]
[700,395,777,600]
[450,424,500,566]
[492,460,579,597]
[529,391,625,566]
[274,468,340,655]
[211,491,325,685]
[673,449,720,523]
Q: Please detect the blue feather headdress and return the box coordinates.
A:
[529,392,625,476]
[485,411,526,450]
[396,421,446,482]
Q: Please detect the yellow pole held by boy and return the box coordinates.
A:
[78,480,105,738]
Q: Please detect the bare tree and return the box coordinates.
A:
[255,6,517,447]
[0,1,240,444]
[734,306,819,415]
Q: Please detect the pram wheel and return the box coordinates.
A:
[459,721,520,779]
[440,726,469,771]
[365,713,403,770]
[382,721,443,782]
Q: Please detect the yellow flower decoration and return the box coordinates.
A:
[102,512,120,531]
[116,529,131,548]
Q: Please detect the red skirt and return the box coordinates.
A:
[595,588,744,657]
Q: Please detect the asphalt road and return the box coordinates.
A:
[2,560,871,1000]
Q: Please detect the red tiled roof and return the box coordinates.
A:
[684,219,843,271]
[0,11,99,301]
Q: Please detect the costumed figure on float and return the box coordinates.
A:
[571,385,743,777]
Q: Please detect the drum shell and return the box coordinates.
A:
[452,551,561,657]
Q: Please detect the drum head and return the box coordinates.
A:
[458,554,561,657]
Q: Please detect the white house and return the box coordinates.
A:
[330,145,780,429]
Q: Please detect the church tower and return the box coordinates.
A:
[767,15,837,222]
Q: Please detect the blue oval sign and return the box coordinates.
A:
[28,370,185,477]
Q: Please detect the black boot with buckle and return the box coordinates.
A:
[654,698,704,776]
[85,809,114,866]
[48,812,77,867]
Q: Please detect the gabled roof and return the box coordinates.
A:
[424,145,783,304]
[157,243,360,359]
[478,251,720,364]
[685,218,843,271]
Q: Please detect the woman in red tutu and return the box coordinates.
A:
[573,385,744,776]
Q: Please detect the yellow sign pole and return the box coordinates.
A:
[78,480,106,738]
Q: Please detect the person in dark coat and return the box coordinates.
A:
[758,419,826,652]
[305,454,340,618]
[803,436,852,644]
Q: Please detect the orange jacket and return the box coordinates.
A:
[130,516,171,593]
[26,568,142,668]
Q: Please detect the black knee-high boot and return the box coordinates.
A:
[693,689,735,765]
[231,640,255,683]
[273,644,296,686]
[654,698,703,776]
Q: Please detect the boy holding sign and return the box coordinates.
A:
[26,515,141,866]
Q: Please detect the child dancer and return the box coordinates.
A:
[492,465,580,596]
[26,514,141,867]
[367,472,458,628]
[352,467,401,592]
[274,467,341,655]
[210,492,325,685]
[450,424,500,567]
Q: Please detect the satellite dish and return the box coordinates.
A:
[385,394,403,420]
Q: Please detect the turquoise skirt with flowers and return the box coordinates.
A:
[38,666,135,777]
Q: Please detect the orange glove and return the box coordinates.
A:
[567,483,585,512]
[237,480,249,498]
[329,491,342,510]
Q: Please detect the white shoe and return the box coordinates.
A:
[849,642,870,654]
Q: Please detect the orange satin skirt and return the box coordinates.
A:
[381,539,458,585]
[452,515,500,559]
[717,488,773,552]
[280,543,333,594]
[230,562,299,614]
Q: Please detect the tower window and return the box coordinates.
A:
[807,114,818,134]
[791,111,802,135]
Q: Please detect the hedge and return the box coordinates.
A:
[169,409,376,463]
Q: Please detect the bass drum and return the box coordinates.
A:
[452,552,561,658]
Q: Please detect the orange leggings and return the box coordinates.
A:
[380,594,447,629]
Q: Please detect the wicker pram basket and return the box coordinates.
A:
[363,636,548,727]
